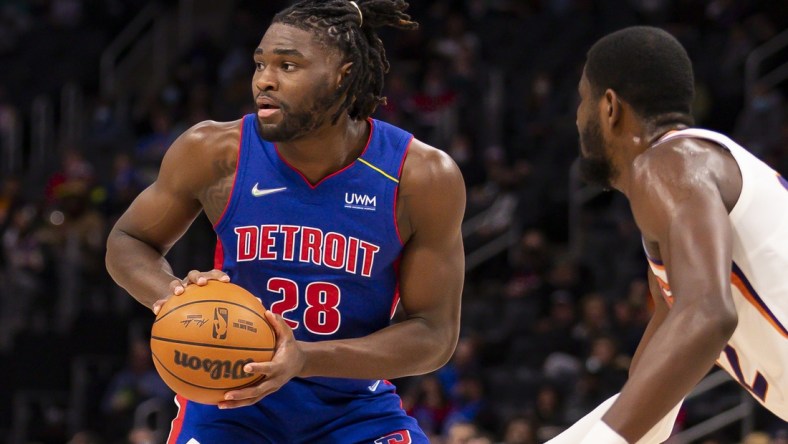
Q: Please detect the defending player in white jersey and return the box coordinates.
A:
[548,26,788,443]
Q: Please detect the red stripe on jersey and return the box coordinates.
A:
[214,237,225,270]
[393,136,413,246]
[212,121,244,229]
[166,395,189,444]
[390,257,401,319]
[273,118,376,189]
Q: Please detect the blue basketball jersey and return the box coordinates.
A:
[168,115,427,444]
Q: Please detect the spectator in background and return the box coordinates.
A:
[46,180,105,274]
[410,62,457,142]
[103,152,143,221]
[404,374,455,437]
[734,83,784,160]
[127,427,157,444]
[66,430,104,444]
[38,180,105,326]
[501,415,538,444]
[584,335,629,397]
[44,149,95,203]
[447,375,495,432]
[532,290,581,369]
[445,421,480,444]
[133,108,181,183]
[446,132,486,189]
[1,204,47,340]
[100,338,173,441]
[436,337,481,398]
[533,384,566,440]
[571,293,611,348]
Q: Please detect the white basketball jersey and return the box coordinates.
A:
[646,128,788,421]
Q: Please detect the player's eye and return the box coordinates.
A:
[255,62,265,71]
[282,63,297,72]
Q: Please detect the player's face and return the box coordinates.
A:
[576,71,616,188]
[252,23,345,142]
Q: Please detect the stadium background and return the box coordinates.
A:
[0,0,786,443]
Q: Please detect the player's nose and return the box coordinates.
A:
[255,69,278,92]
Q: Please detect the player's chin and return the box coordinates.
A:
[257,122,291,142]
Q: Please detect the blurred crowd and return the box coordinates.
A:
[1,0,787,443]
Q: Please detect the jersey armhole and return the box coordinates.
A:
[212,117,246,232]
[392,135,414,246]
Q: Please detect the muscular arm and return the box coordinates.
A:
[602,144,738,442]
[105,121,239,309]
[296,140,466,379]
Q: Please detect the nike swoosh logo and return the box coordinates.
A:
[251,184,287,197]
[368,380,381,392]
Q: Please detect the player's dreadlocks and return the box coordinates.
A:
[273,0,418,123]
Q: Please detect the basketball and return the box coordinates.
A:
[150,281,275,404]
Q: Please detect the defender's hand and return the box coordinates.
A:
[218,311,306,409]
[152,269,230,315]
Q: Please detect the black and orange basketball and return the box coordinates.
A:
[150,281,275,404]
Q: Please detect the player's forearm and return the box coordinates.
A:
[604,306,737,442]
[298,316,458,379]
[105,227,178,309]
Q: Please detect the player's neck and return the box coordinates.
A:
[609,127,659,195]
[645,121,690,148]
[613,122,690,195]
[276,117,370,184]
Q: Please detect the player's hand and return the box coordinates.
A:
[218,311,306,409]
[152,269,231,315]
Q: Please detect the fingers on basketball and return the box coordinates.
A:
[150,281,274,405]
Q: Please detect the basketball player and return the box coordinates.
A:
[547,26,788,443]
[105,1,466,443]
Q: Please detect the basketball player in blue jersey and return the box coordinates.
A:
[105,1,466,443]
[547,26,788,444]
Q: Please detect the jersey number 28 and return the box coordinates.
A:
[267,277,341,335]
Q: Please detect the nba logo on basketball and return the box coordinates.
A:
[212,307,229,339]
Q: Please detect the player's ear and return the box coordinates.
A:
[337,62,353,89]
[604,89,622,126]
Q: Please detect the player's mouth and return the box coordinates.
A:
[256,97,282,120]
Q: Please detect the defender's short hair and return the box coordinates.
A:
[586,26,695,122]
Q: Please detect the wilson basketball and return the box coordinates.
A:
[150,281,275,404]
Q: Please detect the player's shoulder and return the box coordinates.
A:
[629,134,729,234]
[397,138,465,240]
[631,135,720,194]
[401,138,463,187]
[172,119,243,157]
[157,118,244,191]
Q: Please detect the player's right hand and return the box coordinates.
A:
[152,269,231,315]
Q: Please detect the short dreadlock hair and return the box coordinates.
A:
[586,26,695,126]
[273,0,418,123]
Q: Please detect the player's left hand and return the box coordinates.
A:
[218,311,306,409]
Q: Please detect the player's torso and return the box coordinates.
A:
[213,114,413,343]
[643,128,788,420]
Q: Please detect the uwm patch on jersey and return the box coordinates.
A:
[233,224,381,277]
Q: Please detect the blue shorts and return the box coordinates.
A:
[167,377,428,444]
